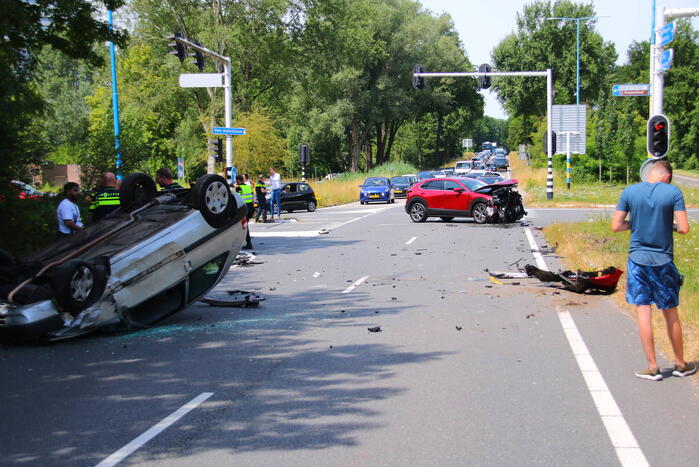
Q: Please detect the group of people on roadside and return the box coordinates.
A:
[234,167,283,250]
[56,167,181,239]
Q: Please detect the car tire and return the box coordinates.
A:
[360,201,365,205]
[287,209,294,213]
[192,174,233,228]
[440,217,454,222]
[120,173,157,209]
[390,197,395,203]
[51,259,107,315]
[472,202,488,224]
[307,201,317,212]
[408,201,428,223]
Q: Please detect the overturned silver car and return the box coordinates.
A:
[0,173,247,342]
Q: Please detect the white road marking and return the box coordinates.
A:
[524,228,649,467]
[405,236,417,245]
[252,231,320,238]
[96,392,214,467]
[342,275,369,294]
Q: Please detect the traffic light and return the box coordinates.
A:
[543,130,557,155]
[168,32,187,63]
[647,114,670,158]
[190,41,205,71]
[412,64,425,90]
[208,138,223,162]
[299,143,310,164]
[477,63,492,89]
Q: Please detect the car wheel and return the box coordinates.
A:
[192,174,233,228]
[120,173,157,209]
[51,259,107,315]
[390,197,395,203]
[287,208,294,213]
[307,201,317,212]
[440,217,454,222]
[360,201,365,205]
[409,201,428,223]
[472,202,488,224]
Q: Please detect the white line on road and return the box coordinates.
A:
[252,230,320,238]
[524,228,649,467]
[96,392,214,467]
[405,236,417,245]
[342,275,369,294]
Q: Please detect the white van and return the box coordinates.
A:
[454,160,473,175]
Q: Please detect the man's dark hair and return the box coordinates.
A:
[156,167,174,180]
[655,160,673,176]
[236,175,244,183]
[63,182,79,193]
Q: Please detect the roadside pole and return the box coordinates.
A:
[108,10,122,180]
[171,35,234,173]
[559,131,579,189]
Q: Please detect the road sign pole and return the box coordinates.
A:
[108,10,123,180]
[224,61,233,170]
[653,5,665,116]
[546,68,554,200]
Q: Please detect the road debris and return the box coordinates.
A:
[524,264,623,294]
[313,271,321,278]
[368,326,382,333]
[200,290,265,307]
[233,252,263,267]
[455,326,463,331]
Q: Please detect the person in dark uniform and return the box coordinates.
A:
[235,175,254,250]
[254,174,268,223]
[88,172,121,221]
[155,167,183,190]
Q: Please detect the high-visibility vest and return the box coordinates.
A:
[238,183,254,204]
[89,186,121,220]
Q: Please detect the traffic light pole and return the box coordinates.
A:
[651,6,699,116]
[414,69,554,199]
[171,36,234,171]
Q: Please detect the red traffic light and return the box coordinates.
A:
[654,122,666,131]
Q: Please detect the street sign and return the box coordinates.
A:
[659,49,673,72]
[212,127,246,136]
[178,73,224,88]
[462,138,473,149]
[612,84,651,97]
[660,21,676,47]
[551,105,586,154]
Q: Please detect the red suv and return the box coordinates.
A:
[405,177,492,224]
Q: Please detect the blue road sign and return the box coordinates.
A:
[612,84,651,97]
[659,49,673,72]
[212,127,246,136]
[660,22,675,47]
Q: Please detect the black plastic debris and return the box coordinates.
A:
[200,290,265,307]
[455,326,463,331]
[368,326,382,333]
[524,264,623,294]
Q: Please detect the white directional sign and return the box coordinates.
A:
[179,73,225,88]
[552,105,586,154]
[612,84,651,97]
[659,49,674,72]
[660,21,676,47]
[212,127,246,136]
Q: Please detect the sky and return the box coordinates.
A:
[420,0,699,119]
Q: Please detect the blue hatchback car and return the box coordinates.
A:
[359,177,395,204]
[390,176,412,198]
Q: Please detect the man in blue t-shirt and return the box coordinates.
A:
[612,160,695,381]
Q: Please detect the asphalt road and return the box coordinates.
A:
[674,173,699,189]
[1,200,699,467]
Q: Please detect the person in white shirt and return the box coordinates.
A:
[268,167,282,220]
[56,182,84,239]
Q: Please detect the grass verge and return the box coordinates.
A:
[543,218,699,363]
[510,156,699,207]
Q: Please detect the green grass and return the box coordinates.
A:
[544,218,699,361]
[510,156,699,207]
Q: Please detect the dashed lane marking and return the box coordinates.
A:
[342,275,369,294]
[96,392,214,467]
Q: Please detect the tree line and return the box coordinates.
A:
[2,0,698,186]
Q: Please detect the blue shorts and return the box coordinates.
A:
[626,259,680,310]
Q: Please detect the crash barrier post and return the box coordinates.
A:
[413,69,554,199]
